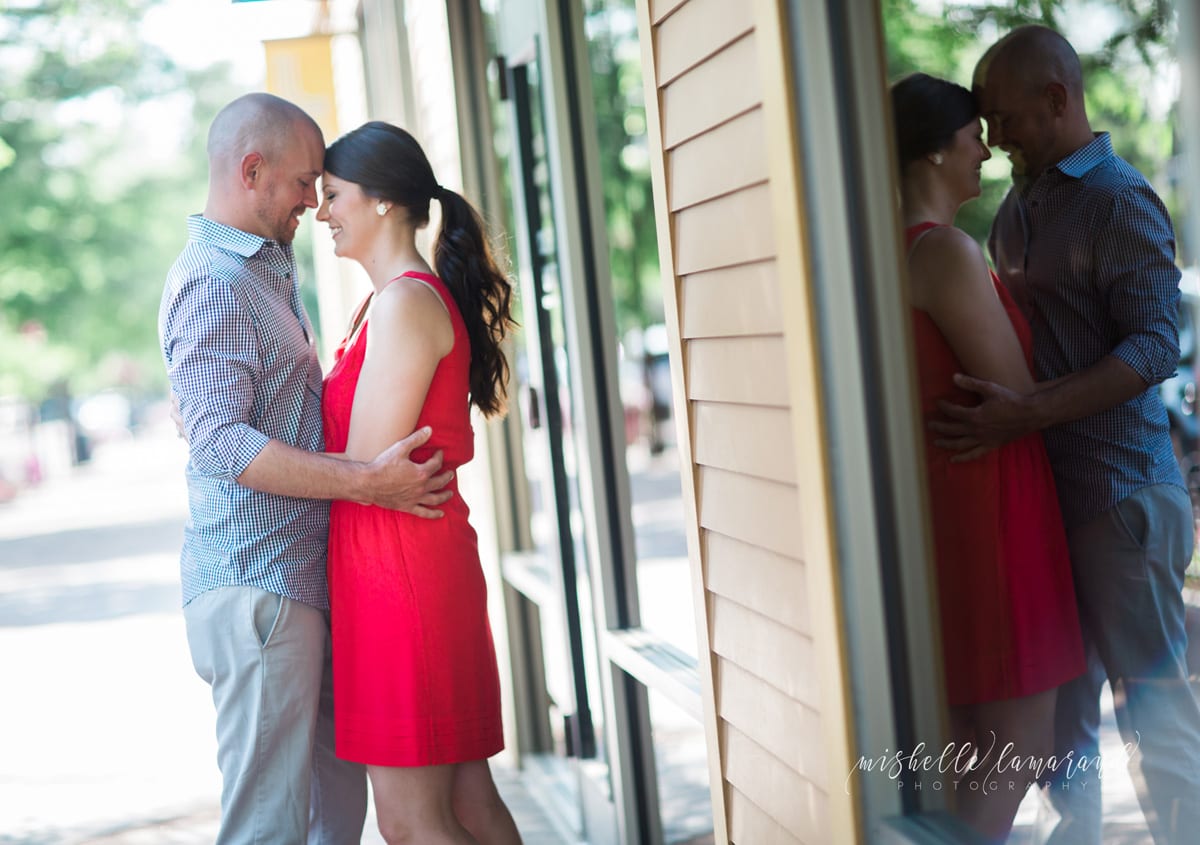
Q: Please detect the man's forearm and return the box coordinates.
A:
[1031,354,1148,428]
[236,439,369,503]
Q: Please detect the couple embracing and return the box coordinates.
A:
[161,94,521,844]
[898,24,1200,845]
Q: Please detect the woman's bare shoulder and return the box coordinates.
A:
[907,226,991,309]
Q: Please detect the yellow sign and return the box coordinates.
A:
[263,35,340,138]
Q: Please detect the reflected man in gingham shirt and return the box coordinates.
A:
[934,26,1200,845]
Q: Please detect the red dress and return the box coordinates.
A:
[908,222,1085,707]
[322,272,503,765]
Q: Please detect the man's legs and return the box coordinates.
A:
[1040,485,1200,845]
[185,585,329,845]
[308,621,367,844]
[1031,643,1105,845]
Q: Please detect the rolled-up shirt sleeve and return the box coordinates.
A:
[162,271,270,481]
[1096,185,1181,386]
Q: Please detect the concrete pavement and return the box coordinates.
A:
[0,424,569,845]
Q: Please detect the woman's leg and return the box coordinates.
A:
[368,763,478,845]
[953,688,1057,843]
[453,759,523,845]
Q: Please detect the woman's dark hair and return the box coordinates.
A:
[324,121,515,417]
[890,73,978,168]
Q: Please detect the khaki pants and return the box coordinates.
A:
[184,585,367,845]
[1033,484,1200,845]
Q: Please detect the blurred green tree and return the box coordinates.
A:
[883,0,1179,250]
[0,0,237,405]
[583,0,661,336]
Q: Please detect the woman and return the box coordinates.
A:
[892,73,1085,841]
[317,121,521,845]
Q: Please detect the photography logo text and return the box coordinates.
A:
[843,733,1140,795]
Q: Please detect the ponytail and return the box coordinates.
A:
[433,189,516,418]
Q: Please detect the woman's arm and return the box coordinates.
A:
[343,279,455,463]
[909,226,1035,395]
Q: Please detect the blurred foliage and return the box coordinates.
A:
[883,0,1180,252]
[583,0,661,336]
[578,0,1181,332]
[0,0,238,404]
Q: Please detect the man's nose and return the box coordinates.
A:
[304,184,319,209]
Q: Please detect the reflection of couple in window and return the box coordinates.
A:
[895,24,1200,844]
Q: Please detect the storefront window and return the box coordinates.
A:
[581,0,696,661]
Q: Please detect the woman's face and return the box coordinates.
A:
[316,173,378,261]
[941,117,991,201]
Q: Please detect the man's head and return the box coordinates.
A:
[204,93,324,243]
[974,25,1092,179]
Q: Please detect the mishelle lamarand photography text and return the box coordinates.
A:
[843,732,1141,796]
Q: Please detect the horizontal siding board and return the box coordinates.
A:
[680,260,784,339]
[694,402,796,484]
[728,785,803,845]
[722,721,829,843]
[686,336,790,407]
[650,0,689,24]
[655,0,755,86]
[668,108,769,211]
[705,530,808,633]
[696,465,800,555]
[710,592,817,708]
[717,657,827,787]
[660,33,761,149]
[673,183,775,275]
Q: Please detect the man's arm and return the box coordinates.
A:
[932,356,1146,460]
[934,184,1179,459]
[238,429,452,517]
[162,272,452,515]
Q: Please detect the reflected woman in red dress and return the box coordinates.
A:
[317,122,521,845]
[892,73,1085,842]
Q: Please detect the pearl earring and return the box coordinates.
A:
[376,202,388,216]
[931,153,944,165]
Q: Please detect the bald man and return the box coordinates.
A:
[935,26,1200,845]
[159,93,452,844]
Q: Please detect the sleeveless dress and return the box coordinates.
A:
[322,271,503,765]
[908,222,1085,707]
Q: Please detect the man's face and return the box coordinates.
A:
[979,63,1058,180]
[253,123,324,244]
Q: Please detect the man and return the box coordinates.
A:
[159,93,452,844]
[936,25,1200,845]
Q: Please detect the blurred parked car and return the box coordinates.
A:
[75,390,134,445]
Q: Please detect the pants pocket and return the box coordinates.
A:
[1111,491,1150,551]
[250,589,285,649]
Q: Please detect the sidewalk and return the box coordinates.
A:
[0,428,573,845]
[78,766,573,845]
[1007,680,1152,844]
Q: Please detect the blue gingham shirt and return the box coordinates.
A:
[990,133,1184,526]
[159,215,330,608]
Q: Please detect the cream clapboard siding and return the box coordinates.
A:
[637,0,857,841]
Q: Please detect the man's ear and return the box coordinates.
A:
[240,152,265,189]
[1044,81,1068,116]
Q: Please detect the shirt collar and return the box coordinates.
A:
[187,214,274,258]
[1054,132,1113,180]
